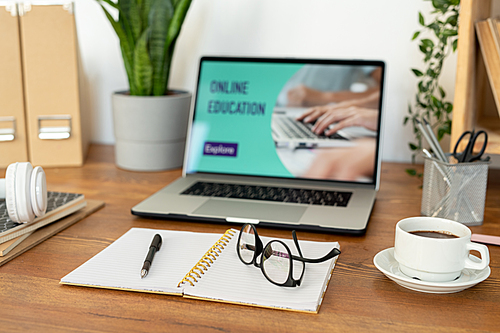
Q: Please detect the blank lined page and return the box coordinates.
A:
[183,232,339,313]
[60,228,222,294]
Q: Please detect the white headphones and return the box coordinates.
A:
[0,162,47,223]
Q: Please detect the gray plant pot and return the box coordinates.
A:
[112,91,192,171]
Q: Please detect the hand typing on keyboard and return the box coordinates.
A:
[297,105,379,136]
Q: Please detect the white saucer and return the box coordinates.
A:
[373,248,491,294]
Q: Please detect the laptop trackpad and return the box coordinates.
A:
[192,199,306,223]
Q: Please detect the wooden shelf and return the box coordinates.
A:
[477,116,500,153]
[452,0,500,155]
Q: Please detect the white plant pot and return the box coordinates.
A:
[112,91,192,171]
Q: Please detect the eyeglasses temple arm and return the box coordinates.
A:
[292,247,341,263]
[291,230,304,258]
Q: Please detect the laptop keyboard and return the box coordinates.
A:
[273,116,348,140]
[181,182,352,207]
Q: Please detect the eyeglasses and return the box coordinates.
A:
[236,224,341,287]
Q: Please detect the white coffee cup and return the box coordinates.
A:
[394,217,490,282]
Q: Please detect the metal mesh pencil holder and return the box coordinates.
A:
[421,156,490,226]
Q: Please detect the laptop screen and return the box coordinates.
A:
[185,57,384,186]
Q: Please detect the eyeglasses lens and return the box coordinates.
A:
[262,241,290,285]
[238,224,256,264]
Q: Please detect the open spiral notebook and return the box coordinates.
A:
[60,228,340,313]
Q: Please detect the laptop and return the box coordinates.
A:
[271,106,377,149]
[132,57,385,234]
[271,108,352,149]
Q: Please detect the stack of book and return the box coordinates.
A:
[476,17,500,117]
[0,193,103,266]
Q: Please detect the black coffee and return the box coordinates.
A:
[410,230,459,239]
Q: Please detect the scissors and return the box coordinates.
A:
[452,130,488,163]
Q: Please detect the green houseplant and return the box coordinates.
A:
[96,0,193,171]
[404,0,459,175]
[97,0,192,96]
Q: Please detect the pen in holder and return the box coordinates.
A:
[421,155,490,226]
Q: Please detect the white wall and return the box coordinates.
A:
[74,0,459,162]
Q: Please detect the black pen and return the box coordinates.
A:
[141,234,162,278]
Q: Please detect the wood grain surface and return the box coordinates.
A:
[0,144,498,332]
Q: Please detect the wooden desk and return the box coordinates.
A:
[1,145,499,332]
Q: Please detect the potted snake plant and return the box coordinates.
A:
[97,0,192,171]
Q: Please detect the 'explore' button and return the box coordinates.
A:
[203,142,238,157]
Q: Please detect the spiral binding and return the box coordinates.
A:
[177,229,237,287]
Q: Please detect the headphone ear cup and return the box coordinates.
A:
[5,163,20,222]
[5,162,35,223]
[30,166,47,217]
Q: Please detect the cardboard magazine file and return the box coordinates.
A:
[0,3,29,166]
[19,2,88,167]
